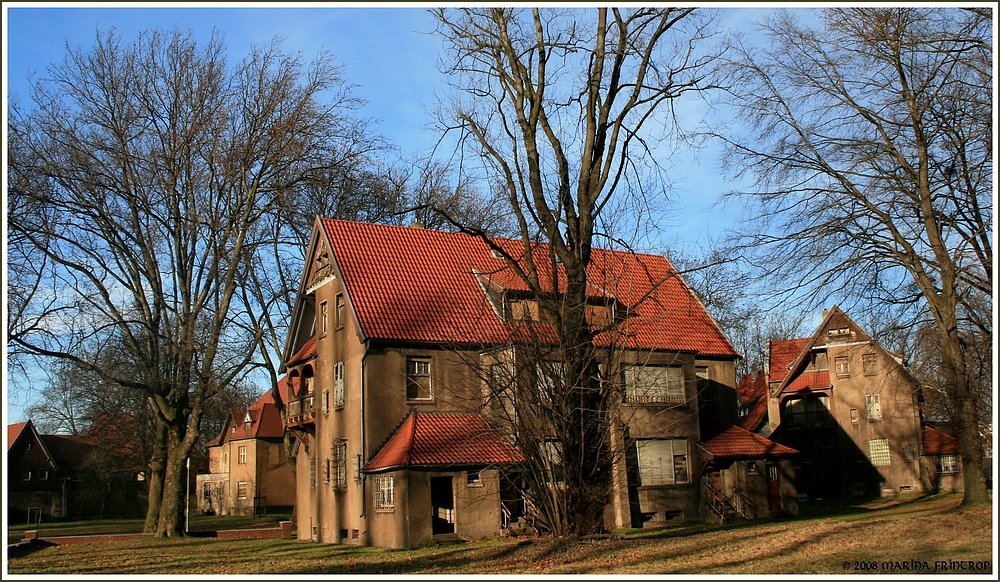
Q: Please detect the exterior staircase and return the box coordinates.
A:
[702,478,755,522]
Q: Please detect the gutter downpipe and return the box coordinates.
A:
[360,340,368,521]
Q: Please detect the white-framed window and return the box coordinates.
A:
[635,439,689,485]
[373,475,395,511]
[335,293,345,329]
[333,440,348,490]
[466,470,482,487]
[334,361,345,408]
[238,445,247,464]
[866,393,882,421]
[320,301,329,336]
[406,357,432,400]
[624,365,685,404]
[936,454,960,474]
[862,353,877,376]
[835,356,850,377]
[868,437,891,466]
[237,481,248,500]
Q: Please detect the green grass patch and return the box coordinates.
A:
[6,495,992,575]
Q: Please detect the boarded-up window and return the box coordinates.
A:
[237,481,248,500]
[625,366,685,404]
[406,357,432,400]
[835,356,850,377]
[866,393,882,420]
[334,361,345,407]
[635,439,689,485]
[863,353,877,375]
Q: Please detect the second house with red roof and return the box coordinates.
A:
[279,218,798,549]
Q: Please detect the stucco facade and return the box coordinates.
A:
[282,219,793,548]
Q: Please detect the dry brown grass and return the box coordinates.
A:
[6,493,993,576]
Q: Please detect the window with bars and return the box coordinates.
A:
[624,365,685,404]
[333,440,348,490]
[634,439,689,485]
[373,475,394,511]
[868,437,891,466]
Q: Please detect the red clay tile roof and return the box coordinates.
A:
[362,412,525,473]
[8,421,28,452]
[252,376,292,409]
[701,416,797,459]
[781,370,832,394]
[222,403,285,442]
[769,338,810,382]
[922,425,961,456]
[322,219,737,356]
[287,336,317,366]
[736,371,770,432]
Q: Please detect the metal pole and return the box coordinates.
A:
[185,457,191,534]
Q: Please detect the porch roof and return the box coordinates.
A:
[701,416,798,459]
[922,425,960,456]
[362,412,525,473]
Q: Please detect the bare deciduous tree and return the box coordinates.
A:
[432,6,720,535]
[7,27,376,534]
[715,7,992,505]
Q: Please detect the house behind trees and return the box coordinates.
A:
[197,383,295,516]
[278,218,798,549]
[7,419,146,522]
[738,306,964,499]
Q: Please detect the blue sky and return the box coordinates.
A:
[3,3,789,423]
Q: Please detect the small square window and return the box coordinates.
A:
[467,470,483,487]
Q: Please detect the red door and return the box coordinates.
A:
[767,464,782,511]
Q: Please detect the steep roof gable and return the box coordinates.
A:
[774,306,875,396]
[362,412,525,473]
[313,219,737,356]
[769,338,811,383]
[736,371,770,432]
[8,421,29,452]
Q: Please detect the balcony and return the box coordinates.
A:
[286,394,316,427]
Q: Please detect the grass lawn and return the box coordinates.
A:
[6,513,289,541]
[5,494,993,575]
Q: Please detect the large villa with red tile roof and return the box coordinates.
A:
[274,218,799,549]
